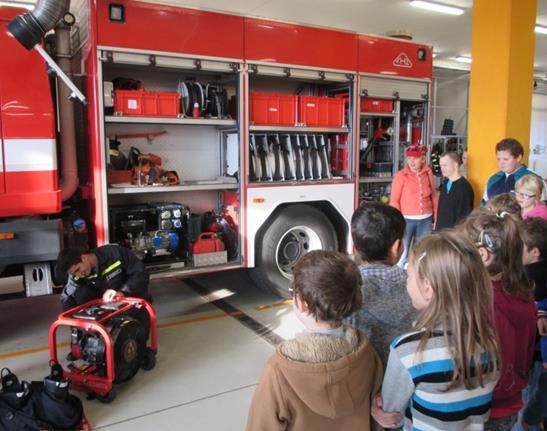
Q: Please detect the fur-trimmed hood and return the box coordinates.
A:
[273,326,380,420]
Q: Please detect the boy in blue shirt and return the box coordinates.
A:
[482,138,539,205]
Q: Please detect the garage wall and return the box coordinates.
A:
[530,93,547,177]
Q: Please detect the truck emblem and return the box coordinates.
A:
[393,52,413,68]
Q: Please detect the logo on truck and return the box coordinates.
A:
[393,52,413,68]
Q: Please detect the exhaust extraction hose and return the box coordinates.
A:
[6,0,70,50]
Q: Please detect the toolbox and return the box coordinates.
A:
[114,89,180,117]
[250,93,298,126]
[361,97,393,113]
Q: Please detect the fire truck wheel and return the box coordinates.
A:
[251,204,338,299]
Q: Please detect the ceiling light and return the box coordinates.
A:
[432,53,437,58]
[536,25,547,35]
[410,1,464,15]
[455,56,472,64]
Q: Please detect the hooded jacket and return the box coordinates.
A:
[390,165,438,219]
[490,280,537,419]
[246,326,382,431]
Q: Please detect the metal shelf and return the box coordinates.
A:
[359,177,393,183]
[105,116,237,126]
[360,112,396,118]
[249,125,349,133]
[108,182,239,194]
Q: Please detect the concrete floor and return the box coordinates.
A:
[0,270,303,430]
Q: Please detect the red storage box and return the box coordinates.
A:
[361,97,393,113]
[299,96,345,127]
[298,96,321,126]
[250,93,297,126]
[192,232,226,255]
[114,90,180,117]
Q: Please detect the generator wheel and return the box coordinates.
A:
[96,388,117,404]
[250,204,338,299]
[113,318,146,383]
[141,349,156,371]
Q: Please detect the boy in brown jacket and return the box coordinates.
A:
[246,250,383,431]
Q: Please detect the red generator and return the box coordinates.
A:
[49,298,157,403]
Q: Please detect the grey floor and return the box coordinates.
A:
[0,270,303,430]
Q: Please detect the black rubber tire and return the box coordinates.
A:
[141,349,156,371]
[96,388,117,404]
[250,204,338,299]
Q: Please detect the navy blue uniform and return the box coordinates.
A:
[61,245,151,310]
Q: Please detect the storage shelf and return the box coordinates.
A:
[359,177,393,183]
[108,182,239,194]
[360,112,396,117]
[249,125,349,133]
[105,116,237,126]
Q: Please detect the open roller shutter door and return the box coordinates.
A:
[360,76,429,101]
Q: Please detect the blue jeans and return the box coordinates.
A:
[398,216,433,268]
[512,361,545,431]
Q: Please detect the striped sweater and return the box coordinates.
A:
[381,329,500,431]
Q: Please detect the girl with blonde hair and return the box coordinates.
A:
[459,210,536,430]
[514,174,547,220]
[372,231,500,430]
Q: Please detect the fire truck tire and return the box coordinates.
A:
[250,204,338,299]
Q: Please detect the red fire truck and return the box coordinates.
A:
[0,0,432,299]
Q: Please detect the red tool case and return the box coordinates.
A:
[192,232,226,254]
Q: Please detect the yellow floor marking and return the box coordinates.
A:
[255,299,292,311]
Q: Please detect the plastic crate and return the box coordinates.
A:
[361,97,393,113]
[298,96,321,126]
[114,90,180,117]
[250,93,297,126]
[299,96,345,127]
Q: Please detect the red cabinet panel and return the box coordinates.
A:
[359,35,432,79]
[245,18,357,71]
[97,1,244,59]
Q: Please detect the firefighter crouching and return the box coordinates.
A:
[56,245,152,311]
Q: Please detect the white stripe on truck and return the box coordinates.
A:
[3,139,57,172]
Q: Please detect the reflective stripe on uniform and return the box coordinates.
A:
[101,260,121,276]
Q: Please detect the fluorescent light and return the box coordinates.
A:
[410,1,464,15]
[455,56,472,64]
[0,1,35,9]
[536,25,547,35]
[432,52,437,58]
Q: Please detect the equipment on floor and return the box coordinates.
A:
[49,297,158,403]
[0,364,91,430]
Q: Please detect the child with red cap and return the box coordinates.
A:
[390,145,438,268]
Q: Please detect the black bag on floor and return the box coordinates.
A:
[0,365,83,431]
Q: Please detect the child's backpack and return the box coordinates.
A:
[0,364,84,430]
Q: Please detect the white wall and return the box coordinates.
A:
[530,93,547,178]
[432,68,469,138]
[432,69,547,179]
